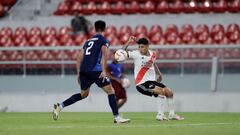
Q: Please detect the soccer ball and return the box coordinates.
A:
[114,49,128,62]
[121,77,131,88]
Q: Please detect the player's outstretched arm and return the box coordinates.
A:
[122,36,136,50]
[154,63,162,82]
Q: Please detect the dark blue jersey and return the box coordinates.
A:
[108,61,124,80]
[80,34,109,72]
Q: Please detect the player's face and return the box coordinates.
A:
[138,44,149,55]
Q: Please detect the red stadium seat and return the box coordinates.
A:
[169,0,184,14]
[180,24,195,44]
[148,25,163,38]
[165,32,181,45]
[106,34,120,45]
[82,1,97,15]
[0,4,4,17]
[181,24,194,33]
[13,36,28,47]
[211,24,225,36]
[105,25,117,37]
[165,50,181,59]
[26,51,40,61]
[181,32,196,44]
[43,36,59,46]
[74,33,87,45]
[155,0,168,13]
[228,31,240,44]
[213,0,227,13]
[28,36,43,46]
[54,2,69,15]
[228,0,240,13]
[150,32,165,45]
[184,0,198,13]
[0,36,14,47]
[97,1,111,14]
[59,34,73,46]
[226,24,240,44]
[59,26,72,36]
[227,24,240,34]
[118,25,132,37]
[198,0,213,13]
[28,26,42,38]
[0,27,13,37]
[126,1,140,14]
[15,27,28,38]
[141,1,155,14]
[69,2,82,15]
[112,1,125,14]
[196,32,213,44]
[195,24,210,37]
[44,26,57,37]
[119,33,131,44]
[211,31,227,44]
[9,51,23,61]
[165,24,178,35]
[134,25,148,37]
[1,0,16,6]
[165,24,181,44]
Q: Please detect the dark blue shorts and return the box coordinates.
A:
[79,71,111,90]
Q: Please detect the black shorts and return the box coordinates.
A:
[136,81,166,97]
[80,71,111,90]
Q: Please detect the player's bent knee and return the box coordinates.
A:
[80,91,89,98]
[164,88,173,98]
[102,85,115,95]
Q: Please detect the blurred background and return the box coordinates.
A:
[0,0,240,112]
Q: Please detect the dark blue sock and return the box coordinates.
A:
[62,93,82,107]
[108,94,119,117]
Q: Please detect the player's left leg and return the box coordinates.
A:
[111,79,127,109]
[117,98,127,109]
[101,84,130,123]
[153,86,184,121]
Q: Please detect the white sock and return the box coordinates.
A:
[157,96,166,116]
[60,103,64,110]
[167,98,175,116]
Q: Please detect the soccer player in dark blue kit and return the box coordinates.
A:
[53,20,130,124]
[107,59,128,109]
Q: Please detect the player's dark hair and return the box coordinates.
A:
[137,38,149,45]
[94,20,106,32]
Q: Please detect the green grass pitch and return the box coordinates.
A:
[0,112,239,135]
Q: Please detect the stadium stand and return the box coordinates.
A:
[1,23,240,47]
[54,0,240,15]
[0,0,240,75]
[0,0,17,17]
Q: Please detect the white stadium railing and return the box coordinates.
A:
[0,45,240,75]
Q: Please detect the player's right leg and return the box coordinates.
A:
[53,90,89,120]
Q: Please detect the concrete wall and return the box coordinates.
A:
[0,74,240,112]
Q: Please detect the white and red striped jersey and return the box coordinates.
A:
[128,50,157,85]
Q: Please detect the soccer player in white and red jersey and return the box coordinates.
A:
[122,36,184,121]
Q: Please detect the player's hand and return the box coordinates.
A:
[77,73,80,85]
[99,71,108,83]
[128,36,136,43]
[156,75,162,83]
